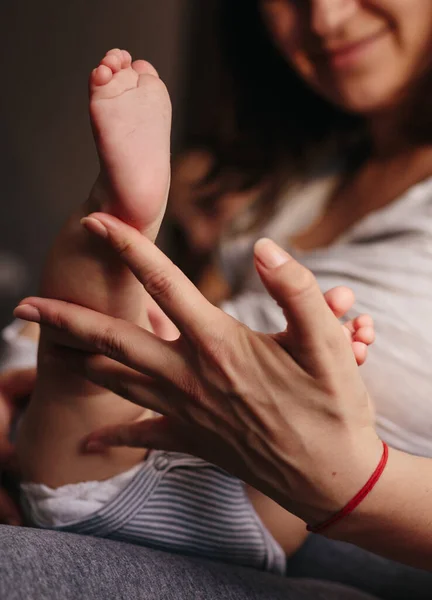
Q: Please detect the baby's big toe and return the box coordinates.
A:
[132,60,159,78]
[90,49,136,99]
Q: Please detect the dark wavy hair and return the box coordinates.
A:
[180,0,432,232]
[180,0,365,224]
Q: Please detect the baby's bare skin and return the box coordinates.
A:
[17,49,171,486]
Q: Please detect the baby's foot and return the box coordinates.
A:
[343,313,375,366]
[89,49,171,241]
[324,287,374,366]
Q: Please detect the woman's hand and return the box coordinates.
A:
[0,368,36,525]
[13,213,380,526]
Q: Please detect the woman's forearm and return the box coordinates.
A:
[328,448,432,570]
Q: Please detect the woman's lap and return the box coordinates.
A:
[0,526,377,600]
[286,535,432,600]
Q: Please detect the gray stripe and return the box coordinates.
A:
[126,520,266,545]
[60,452,286,574]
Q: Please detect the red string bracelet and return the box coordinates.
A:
[307,441,389,534]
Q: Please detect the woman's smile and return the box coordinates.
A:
[318,26,391,70]
[261,0,432,113]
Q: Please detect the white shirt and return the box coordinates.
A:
[221,175,432,457]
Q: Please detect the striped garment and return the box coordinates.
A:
[28,451,286,574]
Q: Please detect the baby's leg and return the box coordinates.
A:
[17,49,171,487]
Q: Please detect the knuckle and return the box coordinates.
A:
[143,269,177,303]
[88,325,127,360]
[197,323,242,387]
[111,236,135,257]
[288,265,317,298]
[177,374,201,407]
[44,308,70,332]
[198,326,227,364]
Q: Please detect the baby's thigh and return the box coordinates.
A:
[247,486,309,557]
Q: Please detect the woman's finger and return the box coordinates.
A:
[254,239,347,356]
[81,213,222,339]
[54,348,181,416]
[14,300,182,383]
[85,416,190,454]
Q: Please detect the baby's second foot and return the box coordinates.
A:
[89,49,171,241]
[324,286,374,366]
[343,313,375,366]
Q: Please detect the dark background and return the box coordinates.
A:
[0,0,218,327]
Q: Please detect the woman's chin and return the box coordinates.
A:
[327,83,408,117]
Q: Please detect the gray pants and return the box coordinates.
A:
[286,534,432,600]
[0,526,376,600]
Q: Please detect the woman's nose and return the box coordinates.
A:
[311,0,359,37]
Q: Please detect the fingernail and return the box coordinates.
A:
[85,440,105,453]
[13,304,41,323]
[254,238,291,269]
[81,217,108,239]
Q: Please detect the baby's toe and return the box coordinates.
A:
[352,341,368,366]
[354,314,374,329]
[353,325,375,346]
[101,53,122,74]
[323,286,355,319]
[105,48,123,60]
[121,50,132,68]
[90,65,113,89]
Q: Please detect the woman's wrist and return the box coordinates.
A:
[323,447,432,568]
[307,440,388,533]
[294,429,384,527]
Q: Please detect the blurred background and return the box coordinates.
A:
[0,0,220,328]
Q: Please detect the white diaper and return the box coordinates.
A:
[1,319,38,371]
[21,463,142,528]
[21,451,287,575]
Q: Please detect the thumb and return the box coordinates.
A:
[84,416,190,455]
[254,238,344,352]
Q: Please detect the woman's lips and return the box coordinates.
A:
[319,28,390,69]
